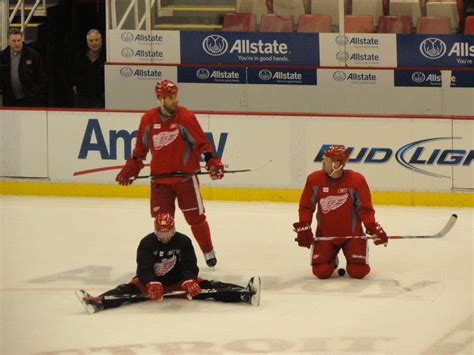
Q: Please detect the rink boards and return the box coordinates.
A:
[0,109,472,206]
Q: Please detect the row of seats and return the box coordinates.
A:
[224,13,474,34]
[236,0,467,31]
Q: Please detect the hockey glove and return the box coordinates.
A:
[116,158,144,185]
[293,222,313,249]
[146,281,164,301]
[205,156,224,180]
[182,279,201,298]
[366,222,388,246]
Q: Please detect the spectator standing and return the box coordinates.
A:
[0,28,47,107]
[71,29,105,108]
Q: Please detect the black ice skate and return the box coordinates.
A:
[241,276,261,306]
[75,290,104,314]
[204,250,217,267]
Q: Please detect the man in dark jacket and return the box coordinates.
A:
[71,29,105,108]
[76,213,261,314]
[0,28,47,107]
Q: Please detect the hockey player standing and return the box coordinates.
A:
[116,80,224,267]
[293,145,388,279]
[76,213,261,314]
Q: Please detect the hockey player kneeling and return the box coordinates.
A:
[76,213,261,314]
[293,145,388,280]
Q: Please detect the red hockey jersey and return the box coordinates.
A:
[132,106,213,184]
[298,170,376,238]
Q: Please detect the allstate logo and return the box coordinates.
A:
[120,67,133,78]
[336,51,350,62]
[419,38,447,59]
[121,47,134,58]
[196,68,210,80]
[411,72,426,83]
[258,69,273,81]
[335,35,349,46]
[202,35,228,56]
[121,32,134,42]
[333,71,346,81]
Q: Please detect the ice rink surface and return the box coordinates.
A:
[1,196,473,355]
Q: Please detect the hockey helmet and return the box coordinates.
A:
[154,213,175,232]
[155,80,178,98]
[324,145,350,166]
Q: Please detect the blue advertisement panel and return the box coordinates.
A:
[247,68,317,85]
[394,70,444,87]
[396,34,474,68]
[451,71,474,88]
[180,32,319,66]
[178,66,246,84]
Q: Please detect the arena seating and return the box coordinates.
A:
[378,15,413,32]
[311,0,350,27]
[416,15,451,33]
[464,15,474,34]
[345,15,375,32]
[297,14,332,32]
[352,0,386,26]
[273,0,306,25]
[389,0,423,26]
[426,0,460,31]
[236,0,269,25]
[222,12,257,31]
[259,14,295,32]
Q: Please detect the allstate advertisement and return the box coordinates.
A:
[396,34,474,68]
[180,32,319,66]
[107,30,180,64]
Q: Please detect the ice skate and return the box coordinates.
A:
[242,276,261,306]
[75,290,104,314]
[204,250,217,268]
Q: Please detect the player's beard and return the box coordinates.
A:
[162,102,177,116]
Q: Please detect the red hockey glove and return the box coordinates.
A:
[146,281,164,301]
[205,156,224,180]
[293,222,313,249]
[366,222,388,246]
[182,279,201,298]
[116,158,144,185]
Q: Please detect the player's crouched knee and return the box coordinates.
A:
[346,263,370,279]
[312,264,334,279]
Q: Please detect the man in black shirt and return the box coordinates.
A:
[0,28,47,107]
[71,29,105,108]
[76,213,261,313]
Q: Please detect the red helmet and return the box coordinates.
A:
[155,80,178,98]
[154,213,175,232]
[324,145,350,166]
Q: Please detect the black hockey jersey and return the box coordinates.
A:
[136,231,199,286]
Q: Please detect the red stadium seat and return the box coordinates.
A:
[416,16,451,33]
[378,15,413,33]
[344,15,375,32]
[259,14,294,32]
[297,14,332,32]
[223,13,257,32]
[465,15,474,34]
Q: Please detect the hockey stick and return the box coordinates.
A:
[102,287,254,302]
[134,160,272,180]
[304,214,458,242]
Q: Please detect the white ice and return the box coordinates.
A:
[0,196,473,355]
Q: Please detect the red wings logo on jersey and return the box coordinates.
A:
[153,255,177,276]
[320,193,349,213]
[152,129,179,150]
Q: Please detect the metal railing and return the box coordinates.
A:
[108,0,154,31]
[8,0,46,33]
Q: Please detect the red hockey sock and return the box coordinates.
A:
[312,263,335,279]
[190,220,214,253]
[346,263,370,279]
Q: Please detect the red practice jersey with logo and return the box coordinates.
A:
[132,106,213,184]
[298,170,377,237]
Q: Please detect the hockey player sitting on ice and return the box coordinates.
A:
[76,213,261,314]
[293,145,388,279]
[115,79,224,268]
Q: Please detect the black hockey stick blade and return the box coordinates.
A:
[135,160,272,180]
[303,214,458,242]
